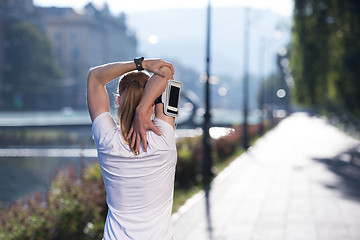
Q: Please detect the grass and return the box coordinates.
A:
[172,145,244,214]
[214,147,244,174]
[172,187,201,213]
[171,134,263,214]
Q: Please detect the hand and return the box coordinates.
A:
[127,105,162,153]
[143,59,175,77]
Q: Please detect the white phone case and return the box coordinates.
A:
[162,80,182,117]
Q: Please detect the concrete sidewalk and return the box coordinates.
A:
[172,112,360,240]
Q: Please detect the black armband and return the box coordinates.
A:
[155,94,163,105]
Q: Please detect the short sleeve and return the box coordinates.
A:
[92,112,118,148]
[149,118,176,150]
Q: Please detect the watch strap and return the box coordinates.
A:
[134,57,144,71]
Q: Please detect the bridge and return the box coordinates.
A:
[0,91,262,129]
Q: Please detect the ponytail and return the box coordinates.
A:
[117,71,149,153]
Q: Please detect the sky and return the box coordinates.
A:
[33,0,293,17]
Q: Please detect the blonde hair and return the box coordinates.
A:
[117,71,150,153]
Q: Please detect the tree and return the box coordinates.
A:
[291,0,360,117]
[3,20,62,110]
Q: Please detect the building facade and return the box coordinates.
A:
[38,2,138,108]
[1,0,138,110]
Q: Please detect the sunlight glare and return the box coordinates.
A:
[148,34,160,45]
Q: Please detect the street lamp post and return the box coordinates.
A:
[202,0,213,186]
[259,38,266,135]
[242,7,250,150]
[0,1,8,108]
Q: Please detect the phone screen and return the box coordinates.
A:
[169,85,180,108]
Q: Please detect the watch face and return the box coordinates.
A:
[134,57,144,70]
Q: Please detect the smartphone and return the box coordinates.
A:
[162,80,182,117]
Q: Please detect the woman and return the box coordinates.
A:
[87,58,177,240]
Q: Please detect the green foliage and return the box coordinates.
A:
[175,124,262,190]
[291,0,360,116]
[175,136,203,189]
[0,165,106,240]
[0,125,264,239]
[83,163,103,182]
[3,20,62,110]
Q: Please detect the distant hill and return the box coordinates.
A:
[127,7,292,78]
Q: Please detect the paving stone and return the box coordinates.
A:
[172,113,360,240]
[285,224,317,240]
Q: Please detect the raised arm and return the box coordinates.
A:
[128,66,175,151]
[87,59,174,122]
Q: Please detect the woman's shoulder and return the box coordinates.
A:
[153,117,174,134]
[93,112,117,126]
[146,118,176,151]
[92,112,119,145]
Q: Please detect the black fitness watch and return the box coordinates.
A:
[134,57,144,71]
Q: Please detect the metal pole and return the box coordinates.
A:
[242,7,249,150]
[202,0,213,186]
[259,38,265,135]
[0,1,8,108]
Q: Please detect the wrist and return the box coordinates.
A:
[134,57,144,71]
[135,104,147,116]
[142,59,149,71]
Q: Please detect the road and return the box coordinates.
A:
[172,112,360,240]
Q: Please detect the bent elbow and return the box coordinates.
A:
[87,67,98,83]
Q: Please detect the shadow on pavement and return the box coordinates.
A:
[204,184,213,240]
[313,144,360,201]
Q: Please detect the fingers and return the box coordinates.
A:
[130,132,136,148]
[154,70,165,78]
[148,59,174,77]
[160,60,175,75]
[135,134,141,153]
[129,127,155,153]
[154,67,174,78]
[127,126,134,140]
[150,123,162,136]
[141,132,148,152]
[164,61,175,75]
[153,127,162,136]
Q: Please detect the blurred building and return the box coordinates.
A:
[0,0,39,110]
[38,3,138,108]
[0,0,138,110]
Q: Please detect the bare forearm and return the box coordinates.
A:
[87,59,174,122]
[136,66,173,114]
[88,61,135,86]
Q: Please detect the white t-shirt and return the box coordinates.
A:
[92,112,177,240]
